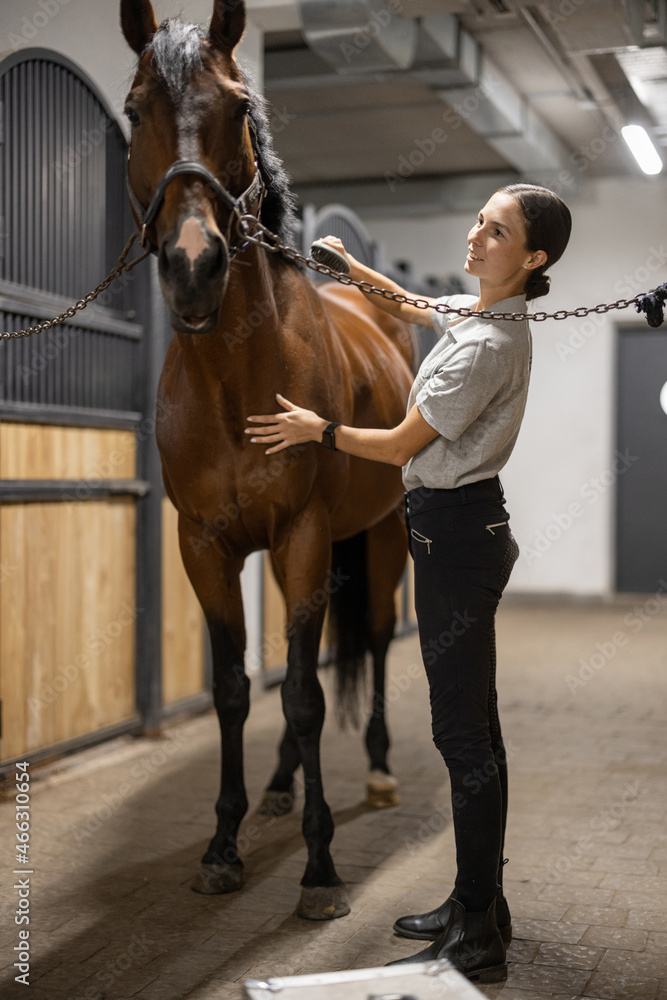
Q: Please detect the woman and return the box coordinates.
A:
[246,183,572,983]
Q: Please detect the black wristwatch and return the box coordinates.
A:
[321,422,341,451]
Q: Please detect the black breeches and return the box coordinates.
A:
[405,478,519,911]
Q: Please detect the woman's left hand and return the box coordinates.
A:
[246,394,328,454]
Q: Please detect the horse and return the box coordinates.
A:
[121,0,416,920]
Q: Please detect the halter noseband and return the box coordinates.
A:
[126,156,266,255]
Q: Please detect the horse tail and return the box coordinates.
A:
[327,531,369,729]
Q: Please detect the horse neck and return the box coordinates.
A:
[174,247,295,413]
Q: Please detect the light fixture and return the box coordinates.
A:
[621,125,663,176]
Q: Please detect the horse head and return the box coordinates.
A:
[121,0,257,334]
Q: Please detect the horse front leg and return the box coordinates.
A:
[177,515,250,895]
[273,507,350,921]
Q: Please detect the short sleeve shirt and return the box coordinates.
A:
[402,293,532,490]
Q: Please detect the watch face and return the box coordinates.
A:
[323,424,337,450]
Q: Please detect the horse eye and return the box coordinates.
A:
[125,107,140,128]
[235,101,251,121]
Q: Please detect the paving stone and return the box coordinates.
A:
[512,900,571,922]
[580,925,649,951]
[596,948,667,978]
[504,962,592,992]
[533,942,603,970]
[583,971,660,999]
[647,933,667,954]
[543,871,606,889]
[538,885,616,907]
[514,919,588,945]
[563,906,629,928]
[506,938,541,964]
[590,859,661,876]
[627,911,667,933]
[612,891,667,912]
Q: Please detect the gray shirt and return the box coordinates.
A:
[402,293,532,491]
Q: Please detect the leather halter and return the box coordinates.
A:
[126,154,267,256]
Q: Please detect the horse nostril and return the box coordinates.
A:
[211,238,225,275]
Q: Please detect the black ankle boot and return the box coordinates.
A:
[387,896,507,984]
[393,887,512,947]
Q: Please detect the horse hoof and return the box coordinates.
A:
[256,789,295,816]
[366,769,400,808]
[295,885,351,921]
[191,862,244,895]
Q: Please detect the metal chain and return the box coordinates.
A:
[236,215,648,323]
[0,232,152,340]
[1,210,660,340]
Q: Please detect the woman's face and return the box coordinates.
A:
[465,191,545,289]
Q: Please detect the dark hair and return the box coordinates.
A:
[497,183,572,300]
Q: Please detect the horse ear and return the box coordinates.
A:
[209,0,246,54]
[121,0,159,56]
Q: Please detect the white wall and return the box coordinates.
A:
[365,174,667,595]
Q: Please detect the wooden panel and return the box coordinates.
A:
[161,497,205,704]
[0,500,136,762]
[0,424,136,479]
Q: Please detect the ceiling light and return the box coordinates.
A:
[621,125,663,175]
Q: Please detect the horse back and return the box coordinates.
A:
[317,281,416,373]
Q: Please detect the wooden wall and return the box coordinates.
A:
[0,424,137,761]
[161,496,205,705]
[0,423,207,765]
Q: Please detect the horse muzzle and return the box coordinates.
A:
[158,215,230,335]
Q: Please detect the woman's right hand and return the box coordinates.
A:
[319,236,358,276]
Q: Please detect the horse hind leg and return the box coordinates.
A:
[364,507,409,808]
[257,721,299,817]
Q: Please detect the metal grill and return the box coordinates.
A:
[301,203,379,281]
[0,49,145,421]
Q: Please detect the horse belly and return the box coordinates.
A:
[330,456,404,541]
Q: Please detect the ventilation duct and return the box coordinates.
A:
[436,55,570,171]
[298,0,417,73]
[296,0,570,172]
[411,14,479,88]
[537,0,646,54]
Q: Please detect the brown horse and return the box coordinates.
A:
[121,0,415,919]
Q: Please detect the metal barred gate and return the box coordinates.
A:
[0,49,208,772]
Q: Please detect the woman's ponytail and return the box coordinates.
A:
[498,183,571,300]
[524,269,551,300]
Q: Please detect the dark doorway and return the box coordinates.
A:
[615,325,667,592]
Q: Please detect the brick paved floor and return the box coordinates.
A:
[1,598,667,1000]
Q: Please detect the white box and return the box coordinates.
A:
[244,958,484,999]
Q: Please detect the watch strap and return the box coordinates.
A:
[322,422,341,451]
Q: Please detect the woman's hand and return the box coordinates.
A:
[318,236,361,278]
[246,394,328,454]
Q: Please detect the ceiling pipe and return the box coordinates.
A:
[298,0,418,73]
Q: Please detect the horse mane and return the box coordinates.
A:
[147,18,299,248]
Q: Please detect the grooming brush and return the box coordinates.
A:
[310,239,351,274]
